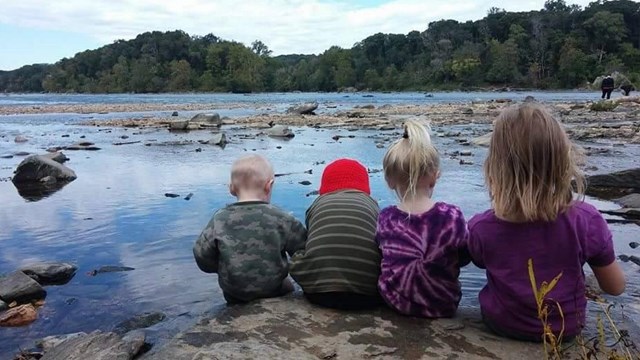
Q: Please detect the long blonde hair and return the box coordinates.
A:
[383,120,439,201]
[485,103,585,222]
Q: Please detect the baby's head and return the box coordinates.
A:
[319,158,370,195]
[229,155,275,202]
[485,103,584,222]
[383,120,440,201]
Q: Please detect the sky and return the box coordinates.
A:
[0,0,594,71]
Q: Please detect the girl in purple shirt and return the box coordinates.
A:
[468,103,626,341]
[376,120,470,318]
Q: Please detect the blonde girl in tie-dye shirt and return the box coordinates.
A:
[376,120,470,318]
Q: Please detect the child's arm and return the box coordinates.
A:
[285,217,308,257]
[466,222,485,269]
[193,226,219,273]
[591,262,625,295]
[586,213,626,295]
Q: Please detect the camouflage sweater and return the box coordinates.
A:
[193,201,307,301]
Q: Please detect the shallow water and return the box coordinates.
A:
[0,92,638,358]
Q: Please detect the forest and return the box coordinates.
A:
[1,0,639,93]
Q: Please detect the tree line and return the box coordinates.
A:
[1,0,639,93]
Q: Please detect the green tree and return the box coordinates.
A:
[584,11,627,63]
[557,39,589,87]
[167,59,193,91]
[486,39,521,84]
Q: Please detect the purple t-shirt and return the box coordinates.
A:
[376,202,470,318]
[468,201,616,338]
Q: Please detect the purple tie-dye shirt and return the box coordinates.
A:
[376,202,470,318]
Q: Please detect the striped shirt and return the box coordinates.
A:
[290,190,381,296]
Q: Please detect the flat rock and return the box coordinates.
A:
[37,332,88,352]
[145,295,551,360]
[287,102,318,115]
[20,262,78,286]
[265,125,294,138]
[586,168,640,199]
[0,271,46,304]
[614,193,640,208]
[471,132,492,147]
[41,330,146,360]
[0,300,6,311]
[15,135,28,143]
[0,303,38,327]
[12,155,77,184]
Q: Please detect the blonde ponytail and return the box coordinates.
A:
[383,120,440,201]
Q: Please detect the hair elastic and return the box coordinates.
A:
[402,128,409,139]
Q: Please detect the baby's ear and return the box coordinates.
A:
[265,178,275,193]
[229,183,237,196]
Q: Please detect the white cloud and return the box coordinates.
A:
[0,0,594,55]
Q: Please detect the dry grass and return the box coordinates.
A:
[529,258,639,359]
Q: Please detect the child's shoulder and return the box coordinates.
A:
[468,209,498,229]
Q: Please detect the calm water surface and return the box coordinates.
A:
[0,92,638,358]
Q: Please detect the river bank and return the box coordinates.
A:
[1,92,639,359]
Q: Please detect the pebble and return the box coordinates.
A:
[184,193,194,201]
[299,181,312,186]
[630,242,639,249]
[459,159,474,165]
[164,193,180,198]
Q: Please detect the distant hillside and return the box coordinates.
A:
[1,0,639,93]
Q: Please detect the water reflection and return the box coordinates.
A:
[13,180,73,202]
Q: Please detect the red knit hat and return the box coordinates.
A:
[319,158,370,195]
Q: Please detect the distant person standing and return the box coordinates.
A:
[601,75,615,99]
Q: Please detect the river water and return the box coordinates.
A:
[0,92,638,358]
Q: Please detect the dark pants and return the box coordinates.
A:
[223,278,294,305]
[601,89,613,99]
[305,292,383,311]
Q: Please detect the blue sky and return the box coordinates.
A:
[0,0,592,71]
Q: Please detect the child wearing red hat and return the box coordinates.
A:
[291,158,382,309]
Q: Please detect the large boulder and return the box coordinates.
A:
[206,132,227,147]
[191,113,222,127]
[40,330,146,360]
[12,155,77,184]
[0,271,46,304]
[287,102,318,115]
[20,262,78,286]
[145,295,557,360]
[615,193,640,208]
[586,168,640,199]
[265,125,295,138]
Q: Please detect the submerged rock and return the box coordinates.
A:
[145,295,550,360]
[12,155,77,184]
[0,271,46,304]
[87,266,135,276]
[14,135,28,143]
[287,102,318,115]
[115,312,166,334]
[20,262,77,286]
[40,330,146,360]
[0,304,38,327]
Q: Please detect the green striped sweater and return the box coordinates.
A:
[290,190,381,296]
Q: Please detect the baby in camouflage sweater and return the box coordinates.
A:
[193,155,307,304]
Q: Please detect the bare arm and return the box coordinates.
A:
[590,261,625,296]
